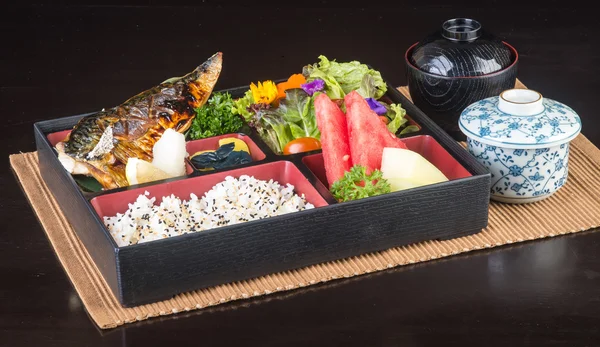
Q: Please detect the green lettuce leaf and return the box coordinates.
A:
[252,108,294,154]
[399,125,420,135]
[275,89,320,140]
[386,103,408,134]
[357,74,380,99]
[231,89,255,121]
[246,89,321,154]
[304,55,387,99]
[303,66,346,100]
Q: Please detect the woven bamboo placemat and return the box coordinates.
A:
[9,81,600,329]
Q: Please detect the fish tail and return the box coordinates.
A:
[185,52,223,109]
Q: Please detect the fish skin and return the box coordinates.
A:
[56,52,223,189]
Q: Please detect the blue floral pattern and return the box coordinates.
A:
[467,139,570,200]
[459,97,581,147]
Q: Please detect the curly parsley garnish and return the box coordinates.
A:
[187,92,244,140]
[330,165,391,202]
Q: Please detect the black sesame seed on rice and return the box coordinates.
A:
[104,176,314,246]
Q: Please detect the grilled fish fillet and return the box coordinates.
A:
[55,52,223,189]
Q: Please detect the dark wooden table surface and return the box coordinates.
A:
[2,1,599,346]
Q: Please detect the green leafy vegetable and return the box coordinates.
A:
[275,89,320,140]
[385,103,408,134]
[400,125,420,135]
[257,110,294,154]
[73,175,103,192]
[303,55,387,100]
[231,89,255,121]
[330,165,391,202]
[303,65,346,100]
[187,92,244,140]
[247,89,320,154]
[357,74,380,99]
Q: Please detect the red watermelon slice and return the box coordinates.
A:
[345,90,407,174]
[315,93,353,187]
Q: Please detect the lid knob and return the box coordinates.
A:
[498,89,545,116]
[441,18,482,42]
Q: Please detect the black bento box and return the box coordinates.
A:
[33,77,491,307]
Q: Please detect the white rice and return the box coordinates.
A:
[104,175,315,247]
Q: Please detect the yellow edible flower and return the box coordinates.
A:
[250,80,278,105]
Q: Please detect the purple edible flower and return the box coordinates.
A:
[301,79,325,96]
[365,98,387,115]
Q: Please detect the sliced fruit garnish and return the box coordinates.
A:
[126,158,173,185]
[381,147,448,192]
[345,91,407,175]
[314,93,352,187]
[386,178,428,192]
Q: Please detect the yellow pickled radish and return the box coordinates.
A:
[126,158,172,185]
[218,138,250,154]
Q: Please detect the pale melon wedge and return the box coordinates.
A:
[386,177,427,192]
[381,147,449,191]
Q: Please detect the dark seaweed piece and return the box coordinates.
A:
[191,143,234,169]
[212,151,252,170]
[214,142,236,159]
[190,142,252,170]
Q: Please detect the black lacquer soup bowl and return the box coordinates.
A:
[405,18,519,140]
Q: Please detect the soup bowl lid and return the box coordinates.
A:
[408,18,515,77]
[459,89,582,149]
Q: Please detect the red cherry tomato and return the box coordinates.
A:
[283,137,321,155]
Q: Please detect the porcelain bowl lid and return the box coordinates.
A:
[459,89,582,149]
[408,18,515,77]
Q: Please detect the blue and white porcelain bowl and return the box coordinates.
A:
[459,89,582,204]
